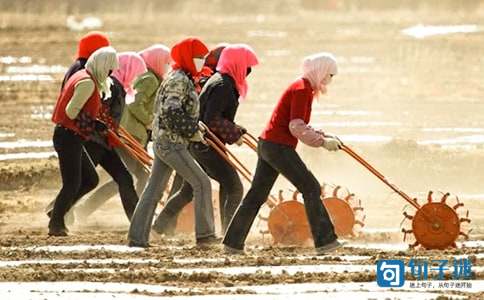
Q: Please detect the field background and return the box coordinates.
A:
[0,1,482,299]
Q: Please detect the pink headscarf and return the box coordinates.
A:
[216,44,259,100]
[302,52,338,97]
[138,44,171,79]
[112,52,147,101]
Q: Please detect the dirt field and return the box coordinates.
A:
[0,1,483,299]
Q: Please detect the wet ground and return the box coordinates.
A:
[1,1,484,298]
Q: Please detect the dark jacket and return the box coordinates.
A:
[61,58,87,89]
[90,76,126,149]
[199,72,244,144]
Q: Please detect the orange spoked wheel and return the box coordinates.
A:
[260,185,365,246]
[321,184,365,237]
[174,196,222,234]
[175,202,195,233]
[291,184,365,238]
[401,191,471,249]
[267,200,312,245]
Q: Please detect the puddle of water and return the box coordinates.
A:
[402,24,480,39]
[0,74,54,81]
[0,140,52,149]
[31,113,52,120]
[461,240,484,248]
[0,56,32,65]
[6,65,66,74]
[0,132,15,138]
[0,258,157,268]
[0,151,56,161]
[247,30,287,38]
[313,121,401,128]
[31,105,53,120]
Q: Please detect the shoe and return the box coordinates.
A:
[223,244,245,255]
[48,226,68,237]
[196,235,222,246]
[315,240,344,255]
[152,217,177,237]
[128,240,149,248]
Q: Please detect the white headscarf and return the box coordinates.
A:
[86,46,119,98]
[302,52,338,97]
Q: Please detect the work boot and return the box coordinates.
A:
[48,220,68,237]
[223,244,245,255]
[315,240,344,255]
[196,235,222,247]
[152,213,177,237]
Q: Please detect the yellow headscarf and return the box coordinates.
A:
[86,46,119,98]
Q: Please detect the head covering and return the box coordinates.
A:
[86,46,119,97]
[216,44,259,100]
[170,37,209,77]
[77,31,110,59]
[138,44,171,79]
[302,52,338,97]
[204,43,229,71]
[112,52,147,102]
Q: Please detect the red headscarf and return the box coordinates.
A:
[77,31,110,59]
[170,37,209,77]
[216,44,259,100]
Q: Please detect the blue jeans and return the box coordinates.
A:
[223,139,337,249]
[153,142,243,234]
[128,140,215,245]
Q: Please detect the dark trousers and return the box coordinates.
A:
[153,142,243,233]
[80,141,139,220]
[223,139,337,249]
[49,126,99,229]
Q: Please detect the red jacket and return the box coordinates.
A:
[260,78,314,148]
[52,69,101,139]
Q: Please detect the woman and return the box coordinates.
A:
[72,52,149,221]
[49,46,118,236]
[152,44,258,235]
[128,37,217,247]
[223,52,343,254]
[45,31,111,219]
